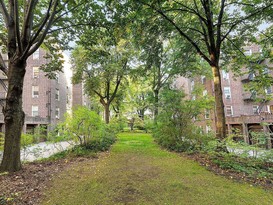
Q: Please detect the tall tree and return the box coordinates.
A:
[72,3,137,124]
[0,0,87,172]
[132,0,273,139]
[72,41,133,124]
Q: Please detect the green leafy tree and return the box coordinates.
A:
[154,87,214,152]
[0,0,89,172]
[60,106,103,146]
[129,0,273,140]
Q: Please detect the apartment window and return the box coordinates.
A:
[226,105,233,116]
[222,70,229,80]
[205,109,210,119]
[263,67,269,75]
[33,67,39,78]
[206,125,211,133]
[203,90,207,96]
[55,89,60,101]
[56,73,60,83]
[33,49,39,60]
[244,49,252,56]
[265,86,272,95]
[201,76,206,84]
[249,72,255,80]
[190,80,195,91]
[56,108,60,119]
[253,105,259,114]
[224,87,231,99]
[32,86,39,98]
[32,106,39,117]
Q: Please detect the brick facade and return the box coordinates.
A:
[178,44,273,148]
[0,48,68,133]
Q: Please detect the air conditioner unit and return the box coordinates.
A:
[226,95,231,99]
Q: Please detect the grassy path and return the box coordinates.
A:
[43,133,273,205]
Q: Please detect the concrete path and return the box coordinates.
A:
[0,141,75,162]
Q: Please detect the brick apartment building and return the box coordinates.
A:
[176,44,273,148]
[72,83,87,107]
[0,48,68,133]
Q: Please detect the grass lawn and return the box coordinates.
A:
[42,133,273,205]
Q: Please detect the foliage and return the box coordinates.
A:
[210,152,273,179]
[58,106,102,145]
[58,106,117,149]
[0,133,4,151]
[153,88,215,152]
[20,134,35,148]
[43,133,273,205]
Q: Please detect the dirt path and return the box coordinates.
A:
[42,133,273,205]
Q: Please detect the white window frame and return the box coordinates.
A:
[32,86,39,98]
[56,73,60,83]
[253,105,259,114]
[222,70,229,80]
[32,105,39,117]
[33,67,39,78]
[265,86,272,95]
[244,49,252,56]
[33,49,39,60]
[55,107,60,119]
[224,87,231,99]
[190,80,195,91]
[201,76,206,84]
[205,125,211,133]
[226,105,233,116]
[56,89,60,101]
[204,109,210,119]
[203,90,207,96]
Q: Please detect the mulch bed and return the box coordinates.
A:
[184,153,273,190]
[0,157,95,205]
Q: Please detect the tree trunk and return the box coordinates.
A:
[154,89,159,120]
[212,65,226,140]
[0,60,26,172]
[104,103,110,124]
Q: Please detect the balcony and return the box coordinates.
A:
[0,92,6,100]
[0,114,49,124]
[241,73,255,83]
[226,113,273,124]
[242,92,255,101]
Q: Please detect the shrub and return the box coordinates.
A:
[57,106,117,150]
[58,106,104,145]
[0,132,4,150]
[21,133,35,148]
[153,88,215,152]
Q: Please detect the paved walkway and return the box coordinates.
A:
[0,141,74,162]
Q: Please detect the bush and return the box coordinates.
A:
[58,106,104,145]
[57,106,117,150]
[209,151,273,179]
[21,133,35,148]
[0,132,4,150]
[154,118,215,152]
[152,88,215,152]
[84,135,116,152]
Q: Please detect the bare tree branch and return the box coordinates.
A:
[221,3,273,42]
[26,0,58,58]
[13,0,22,52]
[0,53,7,75]
[139,1,212,65]
[0,0,9,26]
[21,0,38,48]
